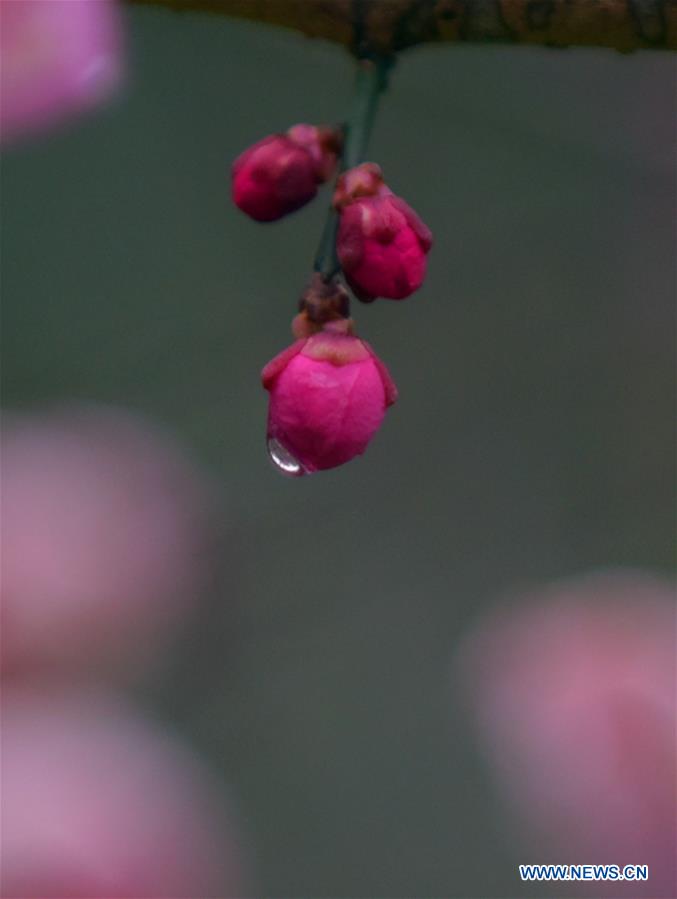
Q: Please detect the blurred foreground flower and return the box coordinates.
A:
[1,687,245,898]
[0,0,123,144]
[1,405,213,678]
[455,571,676,897]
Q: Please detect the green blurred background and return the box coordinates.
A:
[2,6,675,896]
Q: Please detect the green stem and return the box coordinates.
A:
[313,211,340,281]
[313,58,390,280]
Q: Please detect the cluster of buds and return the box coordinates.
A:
[231,112,433,476]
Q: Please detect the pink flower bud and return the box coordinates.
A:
[335,165,433,300]
[232,124,340,222]
[262,330,397,475]
[0,0,123,145]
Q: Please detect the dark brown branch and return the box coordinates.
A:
[128,0,677,53]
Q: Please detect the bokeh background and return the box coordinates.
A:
[2,5,675,897]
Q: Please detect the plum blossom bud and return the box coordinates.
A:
[262,329,397,475]
[232,124,341,222]
[334,163,433,301]
[0,0,123,145]
[454,571,676,898]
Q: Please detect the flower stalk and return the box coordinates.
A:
[313,57,391,280]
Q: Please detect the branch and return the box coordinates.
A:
[128,0,677,53]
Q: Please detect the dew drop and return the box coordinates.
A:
[267,436,307,477]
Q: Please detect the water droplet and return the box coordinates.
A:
[267,437,307,477]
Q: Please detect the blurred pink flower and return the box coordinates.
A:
[1,405,213,678]
[0,0,123,144]
[455,571,676,897]
[1,687,246,898]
